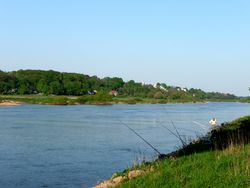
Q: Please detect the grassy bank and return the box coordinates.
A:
[0,94,247,105]
[0,94,113,105]
[240,97,250,103]
[97,116,250,188]
[113,97,204,104]
[0,95,76,105]
[0,95,205,105]
[117,144,250,188]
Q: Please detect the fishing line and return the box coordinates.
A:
[160,105,186,141]
[119,120,162,156]
[170,120,186,146]
[160,105,205,145]
[192,121,208,130]
[156,121,180,140]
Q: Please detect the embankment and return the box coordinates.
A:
[95,115,250,188]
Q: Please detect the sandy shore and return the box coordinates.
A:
[0,100,22,106]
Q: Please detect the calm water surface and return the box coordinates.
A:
[0,102,250,187]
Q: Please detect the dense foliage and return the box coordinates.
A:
[77,91,113,104]
[0,69,238,101]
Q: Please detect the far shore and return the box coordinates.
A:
[0,100,22,106]
[0,100,203,106]
[0,98,207,106]
[0,95,244,106]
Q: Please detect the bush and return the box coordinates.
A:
[77,92,113,104]
[211,116,250,149]
[51,96,68,105]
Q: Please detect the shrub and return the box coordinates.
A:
[77,92,113,104]
[51,96,68,105]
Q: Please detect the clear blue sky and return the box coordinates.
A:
[0,1,249,96]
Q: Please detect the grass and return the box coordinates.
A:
[117,144,250,188]
[113,96,203,104]
[211,116,250,149]
[0,94,246,105]
[0,95,76,105]
[112,116,250,188]
[240,97,250,103]
[220,116,250,130]
[0,95,204,105]
[77,92,113,104]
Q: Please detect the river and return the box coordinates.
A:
[0,102,250,187]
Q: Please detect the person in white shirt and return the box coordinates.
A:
[209,118,217,127]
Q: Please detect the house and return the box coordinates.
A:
[109,90,118,96]
[87,90,97,95]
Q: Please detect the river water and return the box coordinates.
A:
[0,102,250,187]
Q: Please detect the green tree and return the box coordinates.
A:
[64,81,81,95]
[49,81,64,95]
[37,80,49,94]
[18,83,30,94]
[103,77,124,90]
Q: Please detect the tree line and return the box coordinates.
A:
[0,69,237,101]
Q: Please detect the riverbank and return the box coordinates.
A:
[0,100,22,106]
[95,116,250,188]
[0,95,236,106]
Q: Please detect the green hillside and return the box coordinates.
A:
[0,69,238,103]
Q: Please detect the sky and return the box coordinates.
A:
[0,0,249,96]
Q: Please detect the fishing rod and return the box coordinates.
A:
[158,120,202,133]
[159,106,186,146]
[159,106,209,146]
[119,120,163,156]
[157,121,180,140]
[170,120,187,146]
[160,105,207,146]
